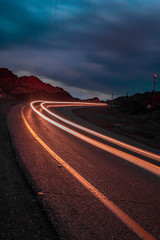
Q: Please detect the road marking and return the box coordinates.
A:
[22,106,156,240]
[41,101,160,162]
[31,101,160,177]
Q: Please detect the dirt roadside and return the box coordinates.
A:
[73,106,160,150]
[0,101,59,240]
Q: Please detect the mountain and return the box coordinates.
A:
[109,92,160,114]
[0,68,74,101]
[82,97,101,103]
[113,92,160,106]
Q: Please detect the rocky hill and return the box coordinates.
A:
[107,92,160,115]
[82,97,100,103]
[113,92,160,106]
[0,68,74,101]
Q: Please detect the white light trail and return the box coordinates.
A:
[41,101,160,162]
[22,105,156,240]
[30,101,160,177]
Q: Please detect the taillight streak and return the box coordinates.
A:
[41,101,160,162]
[30,101,160,177]
[22,105,156,240]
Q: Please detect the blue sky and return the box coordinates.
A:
[0,0,160,100]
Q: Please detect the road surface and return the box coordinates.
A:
[8,101,160,240]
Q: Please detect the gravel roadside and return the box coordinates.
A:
[0,101,59,240]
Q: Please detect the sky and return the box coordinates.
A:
[0,0,160,100]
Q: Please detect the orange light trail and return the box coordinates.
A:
[30,101,160,177]
[22,105,156,240]
[41,101,160,162]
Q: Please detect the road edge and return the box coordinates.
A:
[6,102,61,240]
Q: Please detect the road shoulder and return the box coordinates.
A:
[0,101,59,240]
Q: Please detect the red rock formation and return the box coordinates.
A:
[0,68,18,93]
[83,97,101,103]
[0,68,103,102]
[0,68,73,101]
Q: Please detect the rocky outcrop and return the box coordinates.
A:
[0,68,74,101]
[113,92,160,107]
[83,97,101,103]
[0,68,18,93]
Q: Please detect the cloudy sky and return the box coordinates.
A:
[0,0,160,100]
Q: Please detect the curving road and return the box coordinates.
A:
[8,101,160,240]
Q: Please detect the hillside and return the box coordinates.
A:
[113,92,160,107]
[107,92,160,115]
[0,68,74,101]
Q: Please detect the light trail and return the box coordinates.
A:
[31,101,160,177]
[22,105,156,240]
[41,101,160,162]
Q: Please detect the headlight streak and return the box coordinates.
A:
[22,105,156,240]
[41,101,160,162]
[31,101,160,177]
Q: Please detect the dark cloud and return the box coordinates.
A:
[0,0,160,99]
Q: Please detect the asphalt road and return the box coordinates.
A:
[8,101,160,240]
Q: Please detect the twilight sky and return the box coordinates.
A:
[0,0,160,100]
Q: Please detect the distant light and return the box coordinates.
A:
[154,73,157,82]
